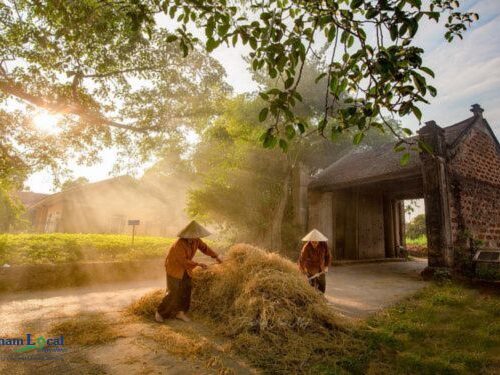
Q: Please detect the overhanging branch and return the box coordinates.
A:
[0,79,157,132]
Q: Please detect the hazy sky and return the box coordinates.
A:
[27,0,500,193]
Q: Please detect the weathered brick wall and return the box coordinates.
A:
[448,125,500,248]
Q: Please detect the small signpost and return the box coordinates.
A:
[128,220,140,246]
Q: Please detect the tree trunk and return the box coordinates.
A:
[268,171,292,250]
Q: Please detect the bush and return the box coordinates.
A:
[0,233,176,265]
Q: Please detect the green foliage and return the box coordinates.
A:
[187,93,396,250]
[0,187,25,232]
[0,0,230,184]
[406,235,427,247]
[0,233,177,265]
[187,96,291,245]
[406,213,426,239]
[0,1,478,183]
[160,0,478,149]
[0,140,28,231]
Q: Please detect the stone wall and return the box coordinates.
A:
[448,125,500,249]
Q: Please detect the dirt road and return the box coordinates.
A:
[0,259,427,333]
[0,259,427,374]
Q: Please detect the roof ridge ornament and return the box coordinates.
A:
[470,104,484,118]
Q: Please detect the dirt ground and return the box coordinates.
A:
[0,259,427,373]
[325,258,428,318]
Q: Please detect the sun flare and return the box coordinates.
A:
[32,112,62,134]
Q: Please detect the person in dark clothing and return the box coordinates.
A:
[156,221,222,323]
[298,229,331,293]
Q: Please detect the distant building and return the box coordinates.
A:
[19,176,188,236]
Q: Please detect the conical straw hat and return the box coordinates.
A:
[177,220,211,238]
[301,229,328,242]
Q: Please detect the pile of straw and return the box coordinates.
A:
[191,244,344,372]
[129,244,350,373]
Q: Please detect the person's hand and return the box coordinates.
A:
[215,256,223,264]
[325,267,329,273]
[197,263,208,269]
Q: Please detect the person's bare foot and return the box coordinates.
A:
[175,311,191,322]
[155,311,164,323]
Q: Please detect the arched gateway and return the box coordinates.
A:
[298,104,500,272]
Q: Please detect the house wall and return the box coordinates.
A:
[30,181,187,236]
[448,124,500,249]
[357,192,385,259]
[61,187,177,236]
[44,202,64,232]
[307,191,333,250]
[308,188,386,260]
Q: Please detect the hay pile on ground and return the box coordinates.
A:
[129,243,353,373]
[49,314,120,346]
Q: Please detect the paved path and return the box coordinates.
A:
[324,258,428,318]
[0,259,427,334]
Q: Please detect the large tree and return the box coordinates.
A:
[0,0,230,181]
[187,93,397,251]
[0,1,478,161]
[144,0,478,152]
[0,0,478,230]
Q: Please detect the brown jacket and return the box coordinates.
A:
[298,241,331,275]
[165,238,218,279]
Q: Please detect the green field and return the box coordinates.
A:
[406,234,427,246]
[0,233,176,265]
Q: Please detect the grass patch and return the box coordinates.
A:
[336,282,500,374]
[406,234,427,247]
[49,314,120,346]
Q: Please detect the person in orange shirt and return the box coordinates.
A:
[298,229,331,293]
[156,221,222,323]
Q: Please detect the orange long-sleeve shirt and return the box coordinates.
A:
[165,238,218,279]
[298,241,331,275]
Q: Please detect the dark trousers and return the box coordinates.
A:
[309,273,326,293]
[157,272,192,318]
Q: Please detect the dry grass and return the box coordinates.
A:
[49,313,120,346]
[145,325,209,358]
[126,289,164,318]
[128,243,351,374]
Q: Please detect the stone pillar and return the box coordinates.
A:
[418,121,453,268]
[383,196,396,258]
[398,201,406,249]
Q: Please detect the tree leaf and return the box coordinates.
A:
[206,38,220,52]
[259,108,269,122]
[411,106,422,122]
[285,125,296,140]
[279,139,288,151]
[315,72,327,83]
[400,153,411,166]
[353,132,364,145]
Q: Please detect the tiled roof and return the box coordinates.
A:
[310,115,483,189]
[16,191,50,207]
